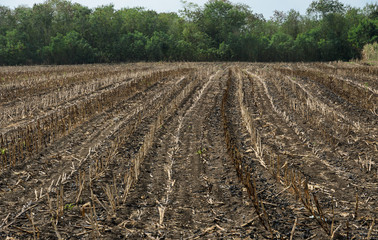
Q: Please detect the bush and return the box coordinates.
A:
[362,42,378,62]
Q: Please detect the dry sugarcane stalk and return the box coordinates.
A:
[366,218,375,240]
[290,218,298,240]
[355,192,359,220]
[26,210,39,240]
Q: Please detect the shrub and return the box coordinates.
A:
[362,42,378,62]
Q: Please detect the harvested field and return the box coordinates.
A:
[0,62,376,239]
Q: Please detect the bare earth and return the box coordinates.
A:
[0,62,376,239]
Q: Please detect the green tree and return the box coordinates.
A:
[307,0,353,60]
[0,0,375,64]
[0,6,13,35]
[0,29,27,65]
[181,22,211,55]
[348,18,378,58]
[268,32,295,61]
[146,31,173,61]
[174,39,196,61]
[31,3,54,47]
[321,13,352,60]
[118,8,159,37]
[119,31,147,61]
[363,4,378,19]
[294,29,321,61]
[11,6,35,63]
[88,5,122,62]
[307,0,345,18]
[282,10,302,39]
[196,0,248,47]
[45,31,94,64]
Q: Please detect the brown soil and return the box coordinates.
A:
[0,62,376,239]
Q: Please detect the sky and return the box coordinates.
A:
[0,0,375,18]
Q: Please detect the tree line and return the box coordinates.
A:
[0,0,377,65]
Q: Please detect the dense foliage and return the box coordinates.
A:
[0,0,377,65]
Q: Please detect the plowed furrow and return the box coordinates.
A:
[119,68,265,239]
[224,68,328,239]
[242,70,375,238]
[255,68,377,182]
[0,71,195,238]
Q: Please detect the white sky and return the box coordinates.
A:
[0,0,375,18]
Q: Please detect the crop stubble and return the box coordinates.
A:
[0,62,376,239]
